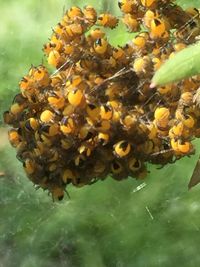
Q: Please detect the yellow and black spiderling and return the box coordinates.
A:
[97,13,119,29]
[5,2,200,200]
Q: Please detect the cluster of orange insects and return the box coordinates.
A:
[4,0,200,200]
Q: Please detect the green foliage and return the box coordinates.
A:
[152,0,200,85]
[152,42,200,86]
[176,0,200,8]
[1,1,200,267]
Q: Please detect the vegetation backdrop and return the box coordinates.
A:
[1,0,200,266]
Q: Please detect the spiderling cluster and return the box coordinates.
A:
[4,0,200,200]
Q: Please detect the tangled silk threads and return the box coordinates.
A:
[4,1,200,200]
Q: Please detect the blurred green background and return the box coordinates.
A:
[1,0,200,266]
